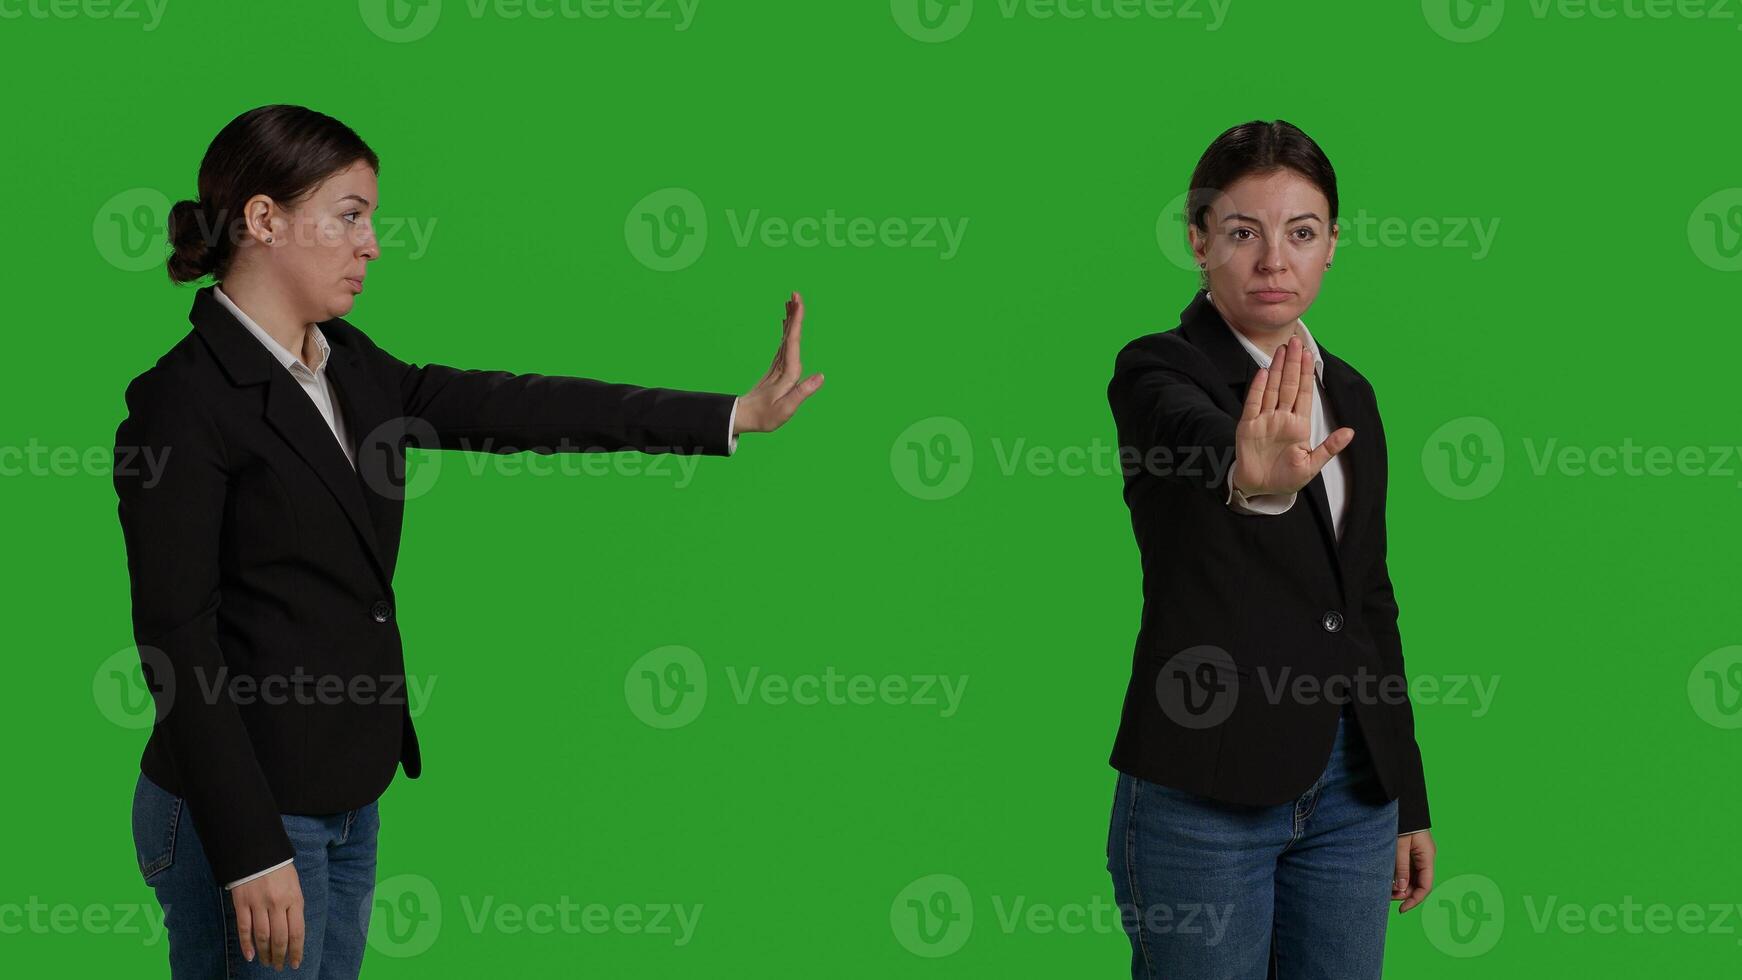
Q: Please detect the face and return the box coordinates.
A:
[1187,168,1337,334]
[239,159,380,322]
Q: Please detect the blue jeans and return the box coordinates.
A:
[130,772,381,978]
[1107,707,1398,979]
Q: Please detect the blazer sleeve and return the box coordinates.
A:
[112,371,296,886]
[1108,338,1239,497]
[1361,390,1432,833]
[362,336,738,457]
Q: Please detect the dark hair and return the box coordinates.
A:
[166,105,380,285]
[1184,119,1338,289]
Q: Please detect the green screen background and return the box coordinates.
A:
[3,0,1739,975]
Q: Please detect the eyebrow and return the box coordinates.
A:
[1222,211,1321,224]
[337,193,375,208]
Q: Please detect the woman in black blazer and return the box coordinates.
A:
[1105,120,1436,979]
[115,104,823,978]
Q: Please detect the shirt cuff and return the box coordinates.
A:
[1226,476,1298,514]
[726,397,739,457]
[1398,828,1430,837]
[225,857,295,890]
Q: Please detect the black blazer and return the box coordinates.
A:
[112,285,737,884]
[1106,289,1430,834]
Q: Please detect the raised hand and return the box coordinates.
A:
[734,291,825,436]
[1230,334,1352,497]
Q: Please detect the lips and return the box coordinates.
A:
[1250,288,1292,302]
[344,277,365,293]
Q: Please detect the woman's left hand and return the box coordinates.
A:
[734,291,825,437]
[1393,829,1436,913]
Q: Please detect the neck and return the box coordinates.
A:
[1208,289,1300,354]
[219,272,318,368]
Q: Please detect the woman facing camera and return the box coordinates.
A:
[115,104,823,978]
[1105,119,1436,979]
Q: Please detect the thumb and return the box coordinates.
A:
[1309,426,1355,469]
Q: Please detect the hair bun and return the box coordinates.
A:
[166,198,216,284]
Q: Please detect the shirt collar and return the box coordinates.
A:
[1207,291,1325,384]
[212,284,331,377]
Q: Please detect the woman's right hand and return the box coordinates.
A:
[1230,333,1353,497]
[231,862,304,970]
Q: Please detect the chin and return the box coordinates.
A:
[328,294,358,318]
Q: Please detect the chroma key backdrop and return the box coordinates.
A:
[3,1,1740,977]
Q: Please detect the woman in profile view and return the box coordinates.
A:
[1105,119,1436,979]
[115,103,823,978]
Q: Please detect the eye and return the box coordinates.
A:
[1292,227,1316,241]
[1230,228,1256,242]
[343,211,361,224]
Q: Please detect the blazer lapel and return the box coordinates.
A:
[324,341,405,579]
[189,286,393,589]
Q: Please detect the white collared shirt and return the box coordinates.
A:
[1215,294,1348,541]
[213,285,357,470]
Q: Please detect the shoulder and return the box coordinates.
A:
[1109,326,1218,394]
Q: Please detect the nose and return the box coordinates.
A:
[1258,235,1287,273]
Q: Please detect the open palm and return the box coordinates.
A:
[1230,334,1353,497]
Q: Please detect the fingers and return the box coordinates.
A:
[1261,346,1284,412]
[1292,341,1315,416]
[235,901,255,963]
[1392,844,1411,902]
[1275,336,1302,415]
[287,898,306,970]
[270,902,290,969]
[1240,366,1268,422]
[252,901,273,966]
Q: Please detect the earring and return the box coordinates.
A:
[1198,261,1206,268]
[265,236,273,244]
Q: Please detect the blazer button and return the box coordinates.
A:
[371,600,393,623]
[1321,610,1344,633]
